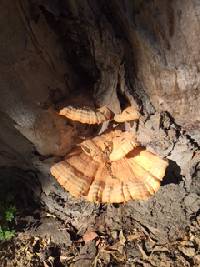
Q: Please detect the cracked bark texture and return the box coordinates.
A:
[0,0,199,250]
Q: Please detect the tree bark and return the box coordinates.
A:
[0,0,199,244]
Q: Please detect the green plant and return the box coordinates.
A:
[0,203,16,241]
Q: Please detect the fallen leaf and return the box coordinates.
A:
[95,239,101,246]
[119,230,126,245]
[60,255,74,262]
[83,231,98,243]
[127,232,144,242]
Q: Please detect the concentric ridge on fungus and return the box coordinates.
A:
[50,130,168,203]
[59,106,112,124]
[59,105,140,124]
[114,106,140,122]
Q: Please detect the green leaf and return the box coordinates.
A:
[0,226,15,241]
[4,230,15,240]
[5,206,16,222]
[0,226,4,241]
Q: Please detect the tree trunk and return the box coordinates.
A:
[0,0,199,261]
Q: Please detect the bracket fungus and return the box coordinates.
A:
[114,106,140,122]
[59,106,112,124]
[59,105,140,124]
[50,105,168,203]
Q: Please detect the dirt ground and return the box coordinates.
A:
[0,213,200,267]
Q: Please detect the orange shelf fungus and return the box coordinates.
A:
[114,106,140,122]
[50,105,168,203]
[59,106,112,124]
[50,129,168,203]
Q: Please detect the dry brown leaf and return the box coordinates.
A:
[127,232,145,242]
[82,231,98,243]
[119,230,126,246]
[60,255,74,262]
